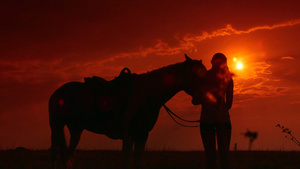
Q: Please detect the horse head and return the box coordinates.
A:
[182,54,207,105]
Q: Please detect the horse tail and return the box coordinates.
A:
[49,93,67,168]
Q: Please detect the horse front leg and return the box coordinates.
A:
[122,135,134,169]
[121,113,135,169]
[121,111,135,169]
[133,133,149,169]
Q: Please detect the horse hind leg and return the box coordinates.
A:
[50,125,67,169]
[65,126,83,169]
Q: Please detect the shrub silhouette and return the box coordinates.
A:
[276,124,300,147]
[242,130,258,150]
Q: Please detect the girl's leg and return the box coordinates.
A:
[200,123,217,169]
[216,123,232,169]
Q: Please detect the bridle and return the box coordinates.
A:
[163,104,200,127]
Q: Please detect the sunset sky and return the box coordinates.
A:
[1,0,300,151]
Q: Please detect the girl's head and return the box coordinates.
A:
[211,53,227,68]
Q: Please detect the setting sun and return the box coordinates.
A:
[237,62,243,69]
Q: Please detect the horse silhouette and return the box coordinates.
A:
[49,54,207,169]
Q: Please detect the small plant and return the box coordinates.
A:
[276,124,300,147]
[242,130,258,150]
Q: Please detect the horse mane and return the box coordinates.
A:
[139,61,186,77]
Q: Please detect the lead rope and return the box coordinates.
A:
[163,105,200,127]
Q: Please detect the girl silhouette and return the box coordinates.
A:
[200,53,233,169]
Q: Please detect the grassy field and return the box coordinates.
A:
[0,149,299,169]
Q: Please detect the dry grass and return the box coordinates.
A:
[0,149,299,169]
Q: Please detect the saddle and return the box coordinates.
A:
[84,68,135,91]
[84,68,136,112]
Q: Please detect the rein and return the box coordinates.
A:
[163,105,200,127]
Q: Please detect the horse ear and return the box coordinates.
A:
[185,54,192,61]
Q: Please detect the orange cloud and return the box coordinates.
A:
[184,19,300,42]
[281,56,294,60]
[232,59,290,102]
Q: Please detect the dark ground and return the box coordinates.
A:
[0,149,299,169]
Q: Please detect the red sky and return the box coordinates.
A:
[1,0,300,151]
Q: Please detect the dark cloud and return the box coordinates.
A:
[2,1,300,61]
